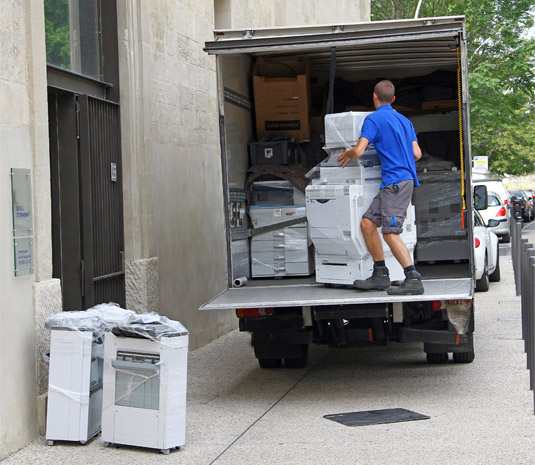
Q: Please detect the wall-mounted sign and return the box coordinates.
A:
[473,156,488,172]
[10,168,34,277]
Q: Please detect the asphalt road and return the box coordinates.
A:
[4,225,535,464]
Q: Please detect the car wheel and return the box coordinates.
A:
[489,244,501,282]
[475,257,489,292]
[501,233,510,243]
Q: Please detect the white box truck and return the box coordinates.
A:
[201,17,479,368]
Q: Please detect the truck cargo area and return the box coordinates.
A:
[203,17,474,309]
[202,17,476,367]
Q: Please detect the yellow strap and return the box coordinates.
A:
[457,48,466,211]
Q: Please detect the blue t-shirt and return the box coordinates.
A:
[360,105,420,188]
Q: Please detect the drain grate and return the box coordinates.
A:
[324,408,430,427]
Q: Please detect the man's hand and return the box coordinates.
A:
[337,137,370,167]
[338,147,356,168]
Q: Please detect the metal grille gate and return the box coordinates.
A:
[80,95,125,307]
[49,92,125,310]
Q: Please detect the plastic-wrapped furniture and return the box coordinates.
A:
[101,314,189,455]
[45,304,134,445]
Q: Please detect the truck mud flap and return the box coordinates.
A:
[424,335,473,354]
[400,328,460,345]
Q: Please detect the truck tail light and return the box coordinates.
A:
[236,308,274,318]
[496,207,506,217]
[433,299,472,311]
[475,237,480,248]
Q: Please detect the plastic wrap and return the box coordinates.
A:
[45,311,109,336]
[101,319,188,451]
[413,169,467,262]
[110,312,189,342]
[251,180,305,206]
[249,205,313,277]
[45,303,135,338]
[324,111,373,149]
[306,146,381,185]
[46,309,189,449]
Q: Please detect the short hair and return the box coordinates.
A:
[374,80,395,103]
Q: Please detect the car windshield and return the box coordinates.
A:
[488,193,501,207]
[511,190,524,199]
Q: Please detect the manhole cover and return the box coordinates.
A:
[324,408,430,427]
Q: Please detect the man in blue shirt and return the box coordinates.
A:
[338,80,423,295]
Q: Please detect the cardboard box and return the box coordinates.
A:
[253,57,311,141]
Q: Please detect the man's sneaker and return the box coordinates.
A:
[387,270,424,295]
[353,266,390,290]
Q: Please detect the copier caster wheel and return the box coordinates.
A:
[160,449,171,455]
[47,440,55,446]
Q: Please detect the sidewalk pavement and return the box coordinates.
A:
[4,226,535,465]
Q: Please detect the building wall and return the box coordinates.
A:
[0,0,61,459]
[215,0,370,29]
[117,0,370,351]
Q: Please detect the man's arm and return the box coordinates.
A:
[338,137,370,168]
[413,140,422,162]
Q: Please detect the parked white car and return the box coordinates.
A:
[474,210,500,292]
[477,191,511,243]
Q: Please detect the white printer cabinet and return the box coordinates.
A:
[102,330,188,454]
[46,329,103,445]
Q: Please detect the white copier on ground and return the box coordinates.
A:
[305,111,417,285]
[102,313,188,455]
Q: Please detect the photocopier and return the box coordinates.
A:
[305,112,417,285]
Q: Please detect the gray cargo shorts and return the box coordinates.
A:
[363,180,414,234]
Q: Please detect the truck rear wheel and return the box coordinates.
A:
[284,344,308,369]
[453,350,475,363]
[258,358,282,369]
[426,352,449,364]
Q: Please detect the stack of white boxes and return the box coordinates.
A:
[306,112,417,285]
[250,204,313,277]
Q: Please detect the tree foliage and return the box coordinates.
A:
[44,0,70,69]
[371,0,535,175]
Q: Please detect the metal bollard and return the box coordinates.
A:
[531,263,535,413]
[513,220,523,295]
[521,241,530,343]
[527,254,535,374]
[518,237,528,297]
[526,258,535,389]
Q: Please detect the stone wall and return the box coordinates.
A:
[0,0,57,459]
[215,0,370,29]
